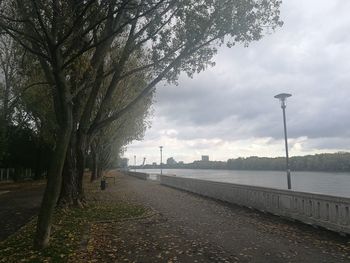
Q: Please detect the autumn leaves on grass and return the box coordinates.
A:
[0,199,146,262]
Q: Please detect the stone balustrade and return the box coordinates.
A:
[160,175,350,235]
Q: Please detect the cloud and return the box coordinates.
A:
[124,0,350,163]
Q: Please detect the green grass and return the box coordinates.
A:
[0,202,146,263]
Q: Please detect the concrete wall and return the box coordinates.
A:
[126,171,149,180]
[160,175,350,235]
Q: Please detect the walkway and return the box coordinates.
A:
[101,172,350,263]
[0,181,44,240]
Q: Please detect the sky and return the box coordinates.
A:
[124,0,350,165]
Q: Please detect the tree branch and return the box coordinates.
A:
[88,47,189,135]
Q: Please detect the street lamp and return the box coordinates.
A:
[159,146,163,175]
[274,93,292,190]
[134,155,136,172]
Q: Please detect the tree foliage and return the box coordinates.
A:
[143,152,350,172]
[0,0,283,248]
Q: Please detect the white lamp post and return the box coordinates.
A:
[159,146,163,175]
[134,155,136,172]
[274,93,292,190]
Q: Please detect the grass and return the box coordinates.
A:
[0,187,146,263]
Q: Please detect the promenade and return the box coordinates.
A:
[1,173,349,262]
[85,172,350,263]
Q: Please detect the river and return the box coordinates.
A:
[135,168,350,198]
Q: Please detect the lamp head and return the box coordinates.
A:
[274,93,292,108]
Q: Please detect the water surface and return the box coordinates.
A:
[136,168,350,198]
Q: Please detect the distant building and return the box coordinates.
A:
[201,155,209,161]
[167,157,177,165]
[152,162,157,166]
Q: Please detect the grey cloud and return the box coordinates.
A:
[299,137,350,152]
[127,0,350,160]
[150,0,350,144]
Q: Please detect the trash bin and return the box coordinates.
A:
[100,179,106,190]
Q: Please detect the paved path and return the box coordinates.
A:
[108,173,350,263]
[0,182,44,240]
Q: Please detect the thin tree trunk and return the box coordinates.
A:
[97,159,103,179]
[34,123,72,249]
[34,144,42,180]
[76,132,87,201]
[90,148,98,182]
[0,67,10,163]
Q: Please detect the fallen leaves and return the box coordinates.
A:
[0,178,147,263]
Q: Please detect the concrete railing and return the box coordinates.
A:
[126,171,149,180]
[160,175,350,235]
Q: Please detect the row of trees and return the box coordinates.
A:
[139,152,350,172]
[227,152,350,171]
[0,0,282,248]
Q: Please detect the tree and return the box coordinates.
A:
[69,0,283,206]
[0,0,283,248]
[90,95,153,181]
[0,35,19,163]
[0,34,51,175]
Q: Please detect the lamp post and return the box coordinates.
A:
[274,93,292,190]
[159,146,163,175]
[134,155,136,172]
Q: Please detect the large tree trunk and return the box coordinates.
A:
[34,49,73,248]
[58,143,77,206]
[34,123,72,249]
[58,127,87,206]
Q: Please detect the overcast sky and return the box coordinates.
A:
[124,0,350,165]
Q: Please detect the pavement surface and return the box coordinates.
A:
[0,181,45,240]
[98,173,350,263]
